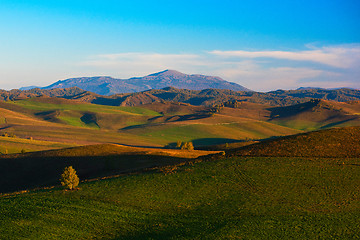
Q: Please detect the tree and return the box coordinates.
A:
[176,140,182,148]
[181,141,194,151]
[60,166,79,190]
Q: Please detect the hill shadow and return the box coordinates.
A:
[80,112,100,128]
[165,138,242,149]
[91,96,125,106]
[0,154,190,194]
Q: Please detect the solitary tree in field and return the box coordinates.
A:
[60,166,79,190]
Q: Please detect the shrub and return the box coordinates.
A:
[159,165,178,175]
[60,166,79,190]
[20,149,26,154]
[176,140,182,148]
[181,142,194,151]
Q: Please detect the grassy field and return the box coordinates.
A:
[0,98,303,149]
[124,121,300,146]
[0,136,78,154]
[2,97,360,152]
[228,126,360,158]
[0,144,221,193]
[1,156,360,239]
[0,101,162,147]
[1,98,360,239]
[269,99,360,131]
[8,98,161,116]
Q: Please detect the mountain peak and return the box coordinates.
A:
[148,69,184,77]
[42,70,250,95]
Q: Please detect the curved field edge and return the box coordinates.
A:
[7,98,161,116]
[1,156,360,239]
[0,136,78,154]
[228,126,360,158]
[124,121,300,146]
[0,144,221,193]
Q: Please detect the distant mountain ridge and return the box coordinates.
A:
[1,86,360,108]
[42,70,251,95]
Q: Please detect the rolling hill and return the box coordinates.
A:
[269,99,360,130]
[0,144,220,193]
[2,85,360,108]
[1,143,360,239]
[1,94,360,153]
[1,95,360,238]
[228,126,360,158]
[0,96,305,151]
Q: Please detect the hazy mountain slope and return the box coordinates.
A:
[43,70,250,95]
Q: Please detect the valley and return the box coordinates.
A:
[2,1,359,238]
[1,86,360,239]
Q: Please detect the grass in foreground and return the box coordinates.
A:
[0,144,221,193]
[1,156,360,239]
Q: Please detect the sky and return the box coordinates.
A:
[0,0,359,91]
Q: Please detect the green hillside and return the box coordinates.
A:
[1,155,359,239]
[0,144,219,193]
[0,135,77,154]
[9,97,160,116]
[0,97,302,149]
[1,96,359,153]
[270,99,360,131]
[228,126,360,158]
[125,121,300,146]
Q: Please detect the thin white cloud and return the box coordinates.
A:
[1,44,358,91]
[209,45,360,69]
[210,65,325,91]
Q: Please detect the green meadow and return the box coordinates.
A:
[1,97,360,239]
[9,98,161,116]
[0,98,302,148]
[1,156,360,239]
[0,136,78,154]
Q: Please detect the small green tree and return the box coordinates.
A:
[60,166,79,190]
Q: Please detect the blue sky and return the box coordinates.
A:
[0,0,359,91]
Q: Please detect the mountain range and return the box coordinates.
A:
[39,70,250,95]
[3,86,360,107]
